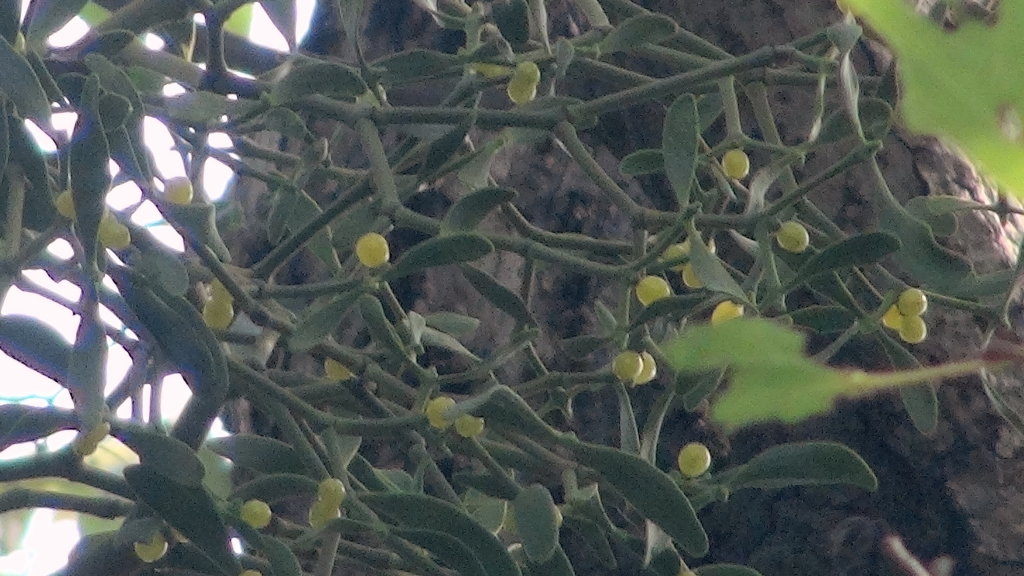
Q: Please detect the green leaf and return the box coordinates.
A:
[599,13,678,53]
[263,107,312,140]
[877,206,972,294]
[572,443,708,557]
[232,473,319,503]
[374,49,460,84]
[70,81,111,274]
[493,0,530,47]
[787,305,857,334]
[686,225,746,302]
[257,534,302,576]
[424,312,480,337]
[694,564,764,576]
[421,117,473,181]
[383,233,494,281]
[205,434,308,475]
[67,298,106,432]
[123,464,240,576]
[287,190,340,272]
[664,318,851,429]
[678,369,726,410]
[393,528,488,576]
[663,94,699,205]
[789,232,901,287]
[288,294,359,352]
[619,149,663,176]
[134,247,189,297]
[628,294,706,329]
[158,200,232,262]
[112,425,206,486]
[877,332,938,434]
[97,92,132,131]
[527,545,575,576]
[904,195,963,237]
[0,314,71,384]
[513,484,560,563]
[164,91,256,127]
[459,264,534,325]
[7,113,55,231]
[0,405,74,450]
[844,0,1024,199]
[358,295,408,357]
[0,36,51,122]
[560,334,606,358]
[270,61,367,104]
[84,53,144,120]
[718,442,877,492]
[421,325,481,361]
[442,187,516,232]
[361,492,522,576]
[457,137,506,190]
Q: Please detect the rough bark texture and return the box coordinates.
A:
[219,1,1024,575]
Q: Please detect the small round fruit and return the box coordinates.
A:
[454,414,485,438]
[72,421,110,457]
[98,213,131,249]
[633,351,657,386]
[202,298,234,330]
[324,358,353,381]
[239,571,263,576]
[881,304,903,330]
[899,315,927,344]
[507,61,540,104]
[317,478,347,508]
[710,300,744,325]
[355,232,390,268]
[133,532,168,563]
[775,220,810,254]
[425,396,457,429]
[56,189,76,219]
[612,350,644,382]
[164,176,194,205]
[635,275,671,306]
[308,498,341,528]
[681,264,703,289]
[661,243,690,271]
[721,149,750,179]
[677,442,712,478]
[240,499,272,529]
[897,288,928,317]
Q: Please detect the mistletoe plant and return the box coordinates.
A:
[0,1,1020,576]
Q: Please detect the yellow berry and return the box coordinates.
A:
[98,213,131,249]
[661,243,690,271]
[72,421,110,457]
[240,499,272,529]
[897,288,928,317]
[454,414,485,438]
[355,232,390,268]
[899,315,927,344]
[210,279,232,304]
[239,571,263,576]
[612,350,644,382]
[468,62,513,78]
[635,275,671,306]
[679,570,698,576]
[507,61,540,104]
[324,358,353,381]
[425,396,457,429]
[133,532,168,563]
[308,498,340,528]
[632,351,657,386]
[202,297,234,330]
[677,442,711,478]
[881,304,903,330]
[164,176,194,205]
[721,148,750,179]
[12,32,25,54]
[317,478,347,508]
[775,220,810,254]
[681,264,704,289]
[56,189,76,219]
[711,300,744,325]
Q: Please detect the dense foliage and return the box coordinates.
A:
[0,1,1019,575]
